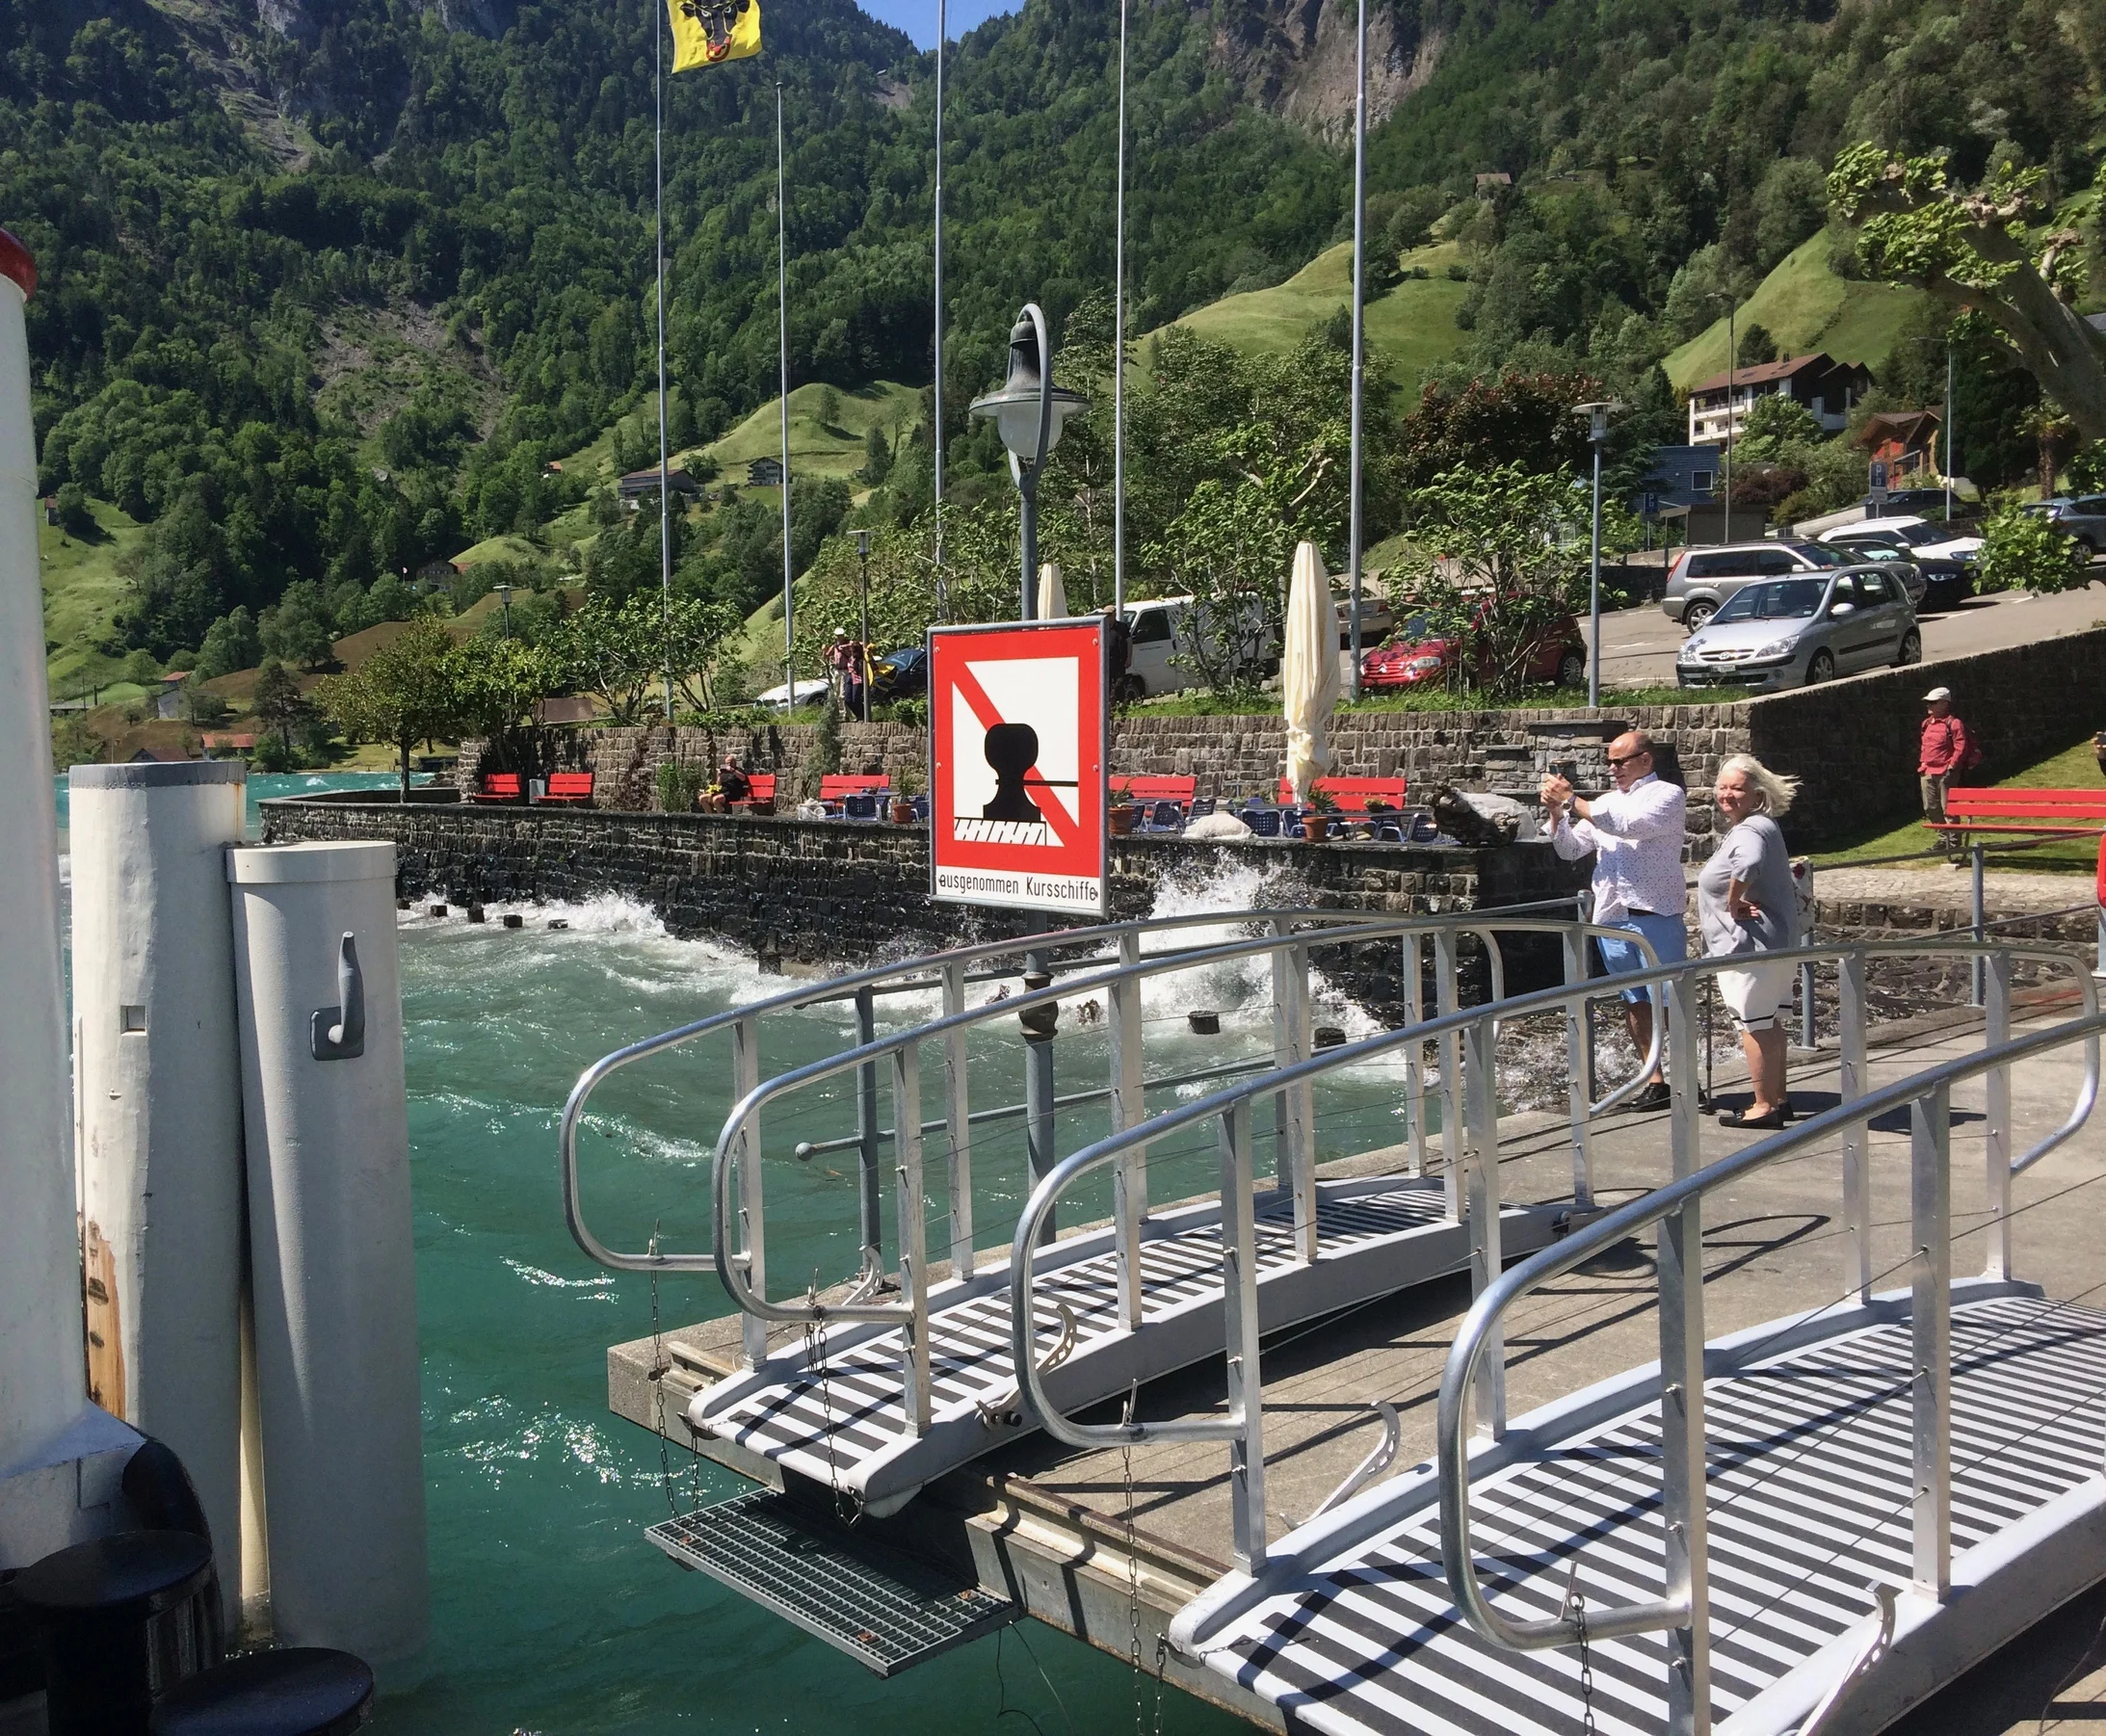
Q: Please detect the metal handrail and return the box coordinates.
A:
[557,897,1580,1276]
[1006,938,2100,1582]
[703,909,1640,1328]
[1436,1005,2106,1659]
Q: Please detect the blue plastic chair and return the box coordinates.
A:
[844,793,879,822]
[1247,809,1281,838]
[1145,800,1184,833]
[1283,809,1306,838]
[910,795,931,821]
[1187,798,1216,821]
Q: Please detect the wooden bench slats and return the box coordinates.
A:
[1929,785,2106,835]
[1275,776,1409,811]
[1111,776,1198,804]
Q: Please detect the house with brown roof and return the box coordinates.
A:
[1685,352,1872,446]
[1854,409,1942,487]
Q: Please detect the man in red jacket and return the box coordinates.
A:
[1919,685,1972,848]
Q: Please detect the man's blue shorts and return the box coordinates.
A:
[1594,909,1687,1004]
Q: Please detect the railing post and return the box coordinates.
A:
[1561,928,1594,1210]
[1911,1082,1952,1600]
[855,986,883,1271]
[1403,932,1427,1179]
[732,1016,767,1371]
[1021,958,1058,1245]
[1839,950,1871,1301]
[1971,841,1987,1008]
[1984,950,2013,1281]
[893,1042,932,1435]
[1798,863,1817,1052]
[1660,966,1710,1734]
[1218,1099,1266,1574]
[1271,923,1316,1262]
[1464,1013,1506,1441]
[1435,925,1464,1221]
[942,960,974,1281]
[1110,930,1147,1330]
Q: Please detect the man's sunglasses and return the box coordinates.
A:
[1606,751,1649,767]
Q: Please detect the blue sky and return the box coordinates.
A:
[853,0,1017,50]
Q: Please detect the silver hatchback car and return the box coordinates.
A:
[1675,566,1922,691]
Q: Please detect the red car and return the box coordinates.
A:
[1359,607,1588,692]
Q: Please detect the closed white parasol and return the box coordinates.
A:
[1282,540,1340,805]
[1037,561,1066,619]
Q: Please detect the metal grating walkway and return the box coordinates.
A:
[1189,1294,2106,1736]
[697,1176,1545,1507]
[647,1488,1017,1674]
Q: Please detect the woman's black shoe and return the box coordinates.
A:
[1628,1082,1672,1113]
[1719,1105,1787,1130]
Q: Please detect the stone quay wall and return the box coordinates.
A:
[457,621,2106,855]
[261,800,1592,1007]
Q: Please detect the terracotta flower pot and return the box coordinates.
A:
[890,799,916,824]
[1109,804,1139,835]
[1303,812,1332,842]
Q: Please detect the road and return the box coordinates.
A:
[1592,579,2106,690]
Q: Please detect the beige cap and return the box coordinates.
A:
[1922,686,1953,702]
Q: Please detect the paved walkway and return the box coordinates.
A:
[1816,866,2099,914]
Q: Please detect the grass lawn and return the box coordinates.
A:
[1663,233,1925,392]
[41,497,148,698]
[706,381,921,485]
[1159,242,1469,385]
[1809,736,2106,873]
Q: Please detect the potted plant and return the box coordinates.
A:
[1302,783,1338,842]
[1109,798,1140,835]
[890,761,922,825]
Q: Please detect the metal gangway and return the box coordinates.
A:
[563,901,1664,1529]
[1010,939,2105,1733]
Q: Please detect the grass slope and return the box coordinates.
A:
[1812,735,2106,872]
[41,500,149,700]
[706,381,921,487]
[1164,242,1470,383]
[1664,234,1926,392]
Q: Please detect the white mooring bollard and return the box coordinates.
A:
[0,230,139,1570]
[228,840,429,1661]
[69,761,250,1574]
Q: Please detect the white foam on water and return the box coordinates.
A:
[500,1256,617,1296]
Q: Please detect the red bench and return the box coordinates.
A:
[819,774,888,802]
[541,772,595,805]
[1111,776,1198,805]
[728,772,777,812]
[470,772,522,803]
[1276,775,1409,811]
[1929,788,2106,837]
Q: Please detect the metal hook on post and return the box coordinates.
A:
[309,932,365,1061]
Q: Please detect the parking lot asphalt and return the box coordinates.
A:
[1593,576,2106,691]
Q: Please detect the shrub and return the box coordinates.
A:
[1974,503,2086,594]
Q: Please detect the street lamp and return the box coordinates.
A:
[1705,290,1738,546]
[1573,401,1622,710]
[969,304,1089,618]
[854,528,873,722]
[493,581,513,641]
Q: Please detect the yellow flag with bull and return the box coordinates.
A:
[668,0,761,70]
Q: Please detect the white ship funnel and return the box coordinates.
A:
[70,762,249,1572]
[0,231,138,1567]
[227,841,428,1661]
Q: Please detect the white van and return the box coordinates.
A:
[1117,594,1280,699]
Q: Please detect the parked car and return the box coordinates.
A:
[1660,539,1856,631]
[2020,496,2106,555]
[867,645,928,702]
[1819,516,1975,607]
[1675,566,1921,691]
[751,676,831,711]
[1330,589,1394,649]
[1360,606,1587,692]
[1117,594,1278,699]
[1869,487,1970,518]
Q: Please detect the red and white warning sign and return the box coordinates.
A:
[929,618,1107,917]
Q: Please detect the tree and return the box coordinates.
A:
[315,618,462,796]
[1394,373,1598,490]
[1736,323,1778,366]
[1830,146,2106,441]
[452,639,555,762]
[259,582,337,671]
[546,592,738,722]
[251,658,310,754]
[1974,503,2089,594]
[194,608,262,681]
[1735,394,1824,462]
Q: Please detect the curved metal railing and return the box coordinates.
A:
[1006,938,2100,1574]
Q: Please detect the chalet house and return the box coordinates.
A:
[618,466,702,508]
[1685,352,1872,446]
[1855,410,1942,487]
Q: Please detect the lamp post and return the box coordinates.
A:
[494,581,513,642]
[854,527,872,721]
[1573,402,1620,710]
[969,304,1089,618]
[1706,291,1738,546]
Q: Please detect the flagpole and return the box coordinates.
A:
[932,0,947,617]
[777,81,794,705]
[1345,0,1366,701]
[656,0,674,720]
[1112,0,1127,622]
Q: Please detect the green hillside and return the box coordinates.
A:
[1664,235,1928,392]
[1168,242,1470,383]
[41,499,148,699]
[705,381,921,487]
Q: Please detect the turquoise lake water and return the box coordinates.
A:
[59,774,1422,1733]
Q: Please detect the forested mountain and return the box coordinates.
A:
[13,0,2104,671]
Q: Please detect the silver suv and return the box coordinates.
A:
[1661,540,1856,631]
[1675,567,1922,691]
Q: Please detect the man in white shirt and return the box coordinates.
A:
[1540,730,1687,1111]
